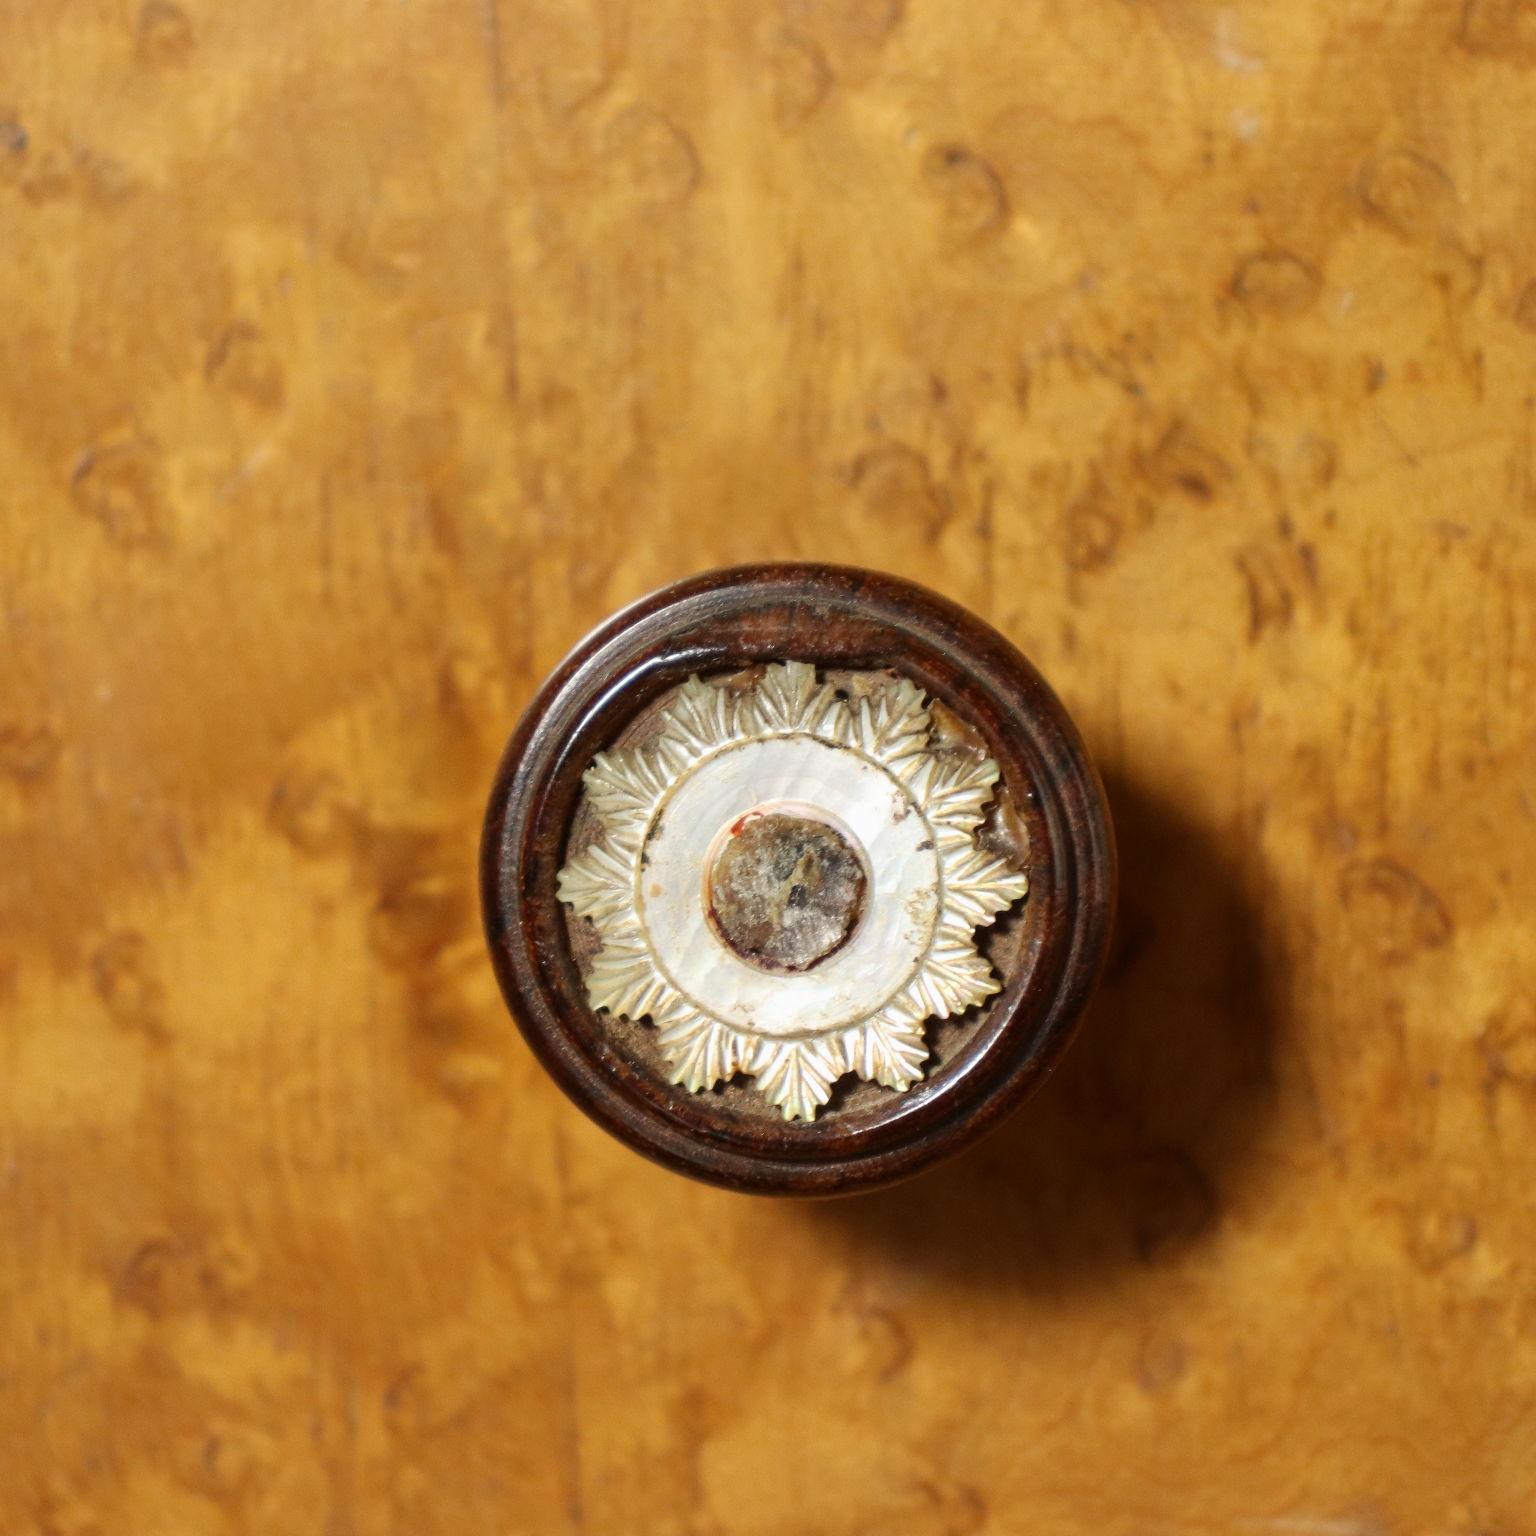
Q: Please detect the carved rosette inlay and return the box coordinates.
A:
[556,662,1029,1121]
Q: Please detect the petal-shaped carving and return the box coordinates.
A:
[661,675,738,755]
[555,841,635,925]
[746,660,836,736]
[557,661,1030,1121]
[842,677,929,765]
[656,1010,750,1093]
[902,750,1002,836]
[842,1014,929,1090]
[751,1037,846,1122]
[940,844,1030,927]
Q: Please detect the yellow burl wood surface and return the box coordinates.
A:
[3,0,1536,1530]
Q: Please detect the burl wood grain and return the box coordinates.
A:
[1,0,1533,1529]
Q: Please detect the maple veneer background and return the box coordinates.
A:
[2,0,1534,1530]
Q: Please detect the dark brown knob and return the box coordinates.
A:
[481,563,1115,1194]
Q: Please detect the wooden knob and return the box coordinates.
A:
[481,564,1115,1194]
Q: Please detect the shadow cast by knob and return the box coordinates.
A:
[803,768,1286,1291]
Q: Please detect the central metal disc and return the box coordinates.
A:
[706,810,867,974]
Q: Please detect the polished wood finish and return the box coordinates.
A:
[4,0,1536,1528]
[482,564,1115,1193]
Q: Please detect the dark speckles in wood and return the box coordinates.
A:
[601,104,699,205]
[1229,248,1322,316]
[1236,543,1295,640]
[206,322,285,411]
[914,1479,986,1535]
[136,0,195,65]
[1136,1331,1188,1394]
[767,31,832,126]
[78,150,136,205]
[366,828,469,971]
[0,720,61,783]
[1512,280,1536,333]
[1235,528,1320,642]
[117,1236,185,1317]
[70,437,173,547]
[438,639,510,729]
[857,1307,913,1381]
[9,141,135,205]
[1062,493,1121,574]
[1248,429,1339,500]
[921,143,1008,243]
[115,1229,249,1318]
[359,821,505,1107]
[844,444,949,541]
[1338,856,1453,962]
[1477,1010,1536,1089]
[91,930,166,1037]
[1459,0,1536,64]
[1142,421,1230,503]
[0,120,25,184]
[196,1425,278,1504]
[337,212,434,293]
[788,0,906,49]
[1357,149,1455,240]
[1405,1207,1478,1272]
[18,145,77,203]
[268,770,357,859]
[830,1278,915,1379]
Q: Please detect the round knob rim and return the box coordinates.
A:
[480,562,1116,1196]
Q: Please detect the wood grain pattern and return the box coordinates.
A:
[1,0,1533,1529]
